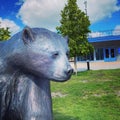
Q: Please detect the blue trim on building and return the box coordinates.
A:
[118,48,120,54]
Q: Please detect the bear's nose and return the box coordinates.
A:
[65,67,73,76]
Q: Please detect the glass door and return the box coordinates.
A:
[104,48,116,62]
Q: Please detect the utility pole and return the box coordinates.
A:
[84,0,87,15]
[84,0,90,70]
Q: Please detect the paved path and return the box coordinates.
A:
[70,61,120,71]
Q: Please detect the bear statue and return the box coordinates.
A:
[0,26,73,120]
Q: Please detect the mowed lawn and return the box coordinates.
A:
[51,69,120,120]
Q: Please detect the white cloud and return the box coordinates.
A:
[89,25,120,37]
[17,0,67,31]
[15,0,26,5]
[17,0,120,31]
[113,25,120,35]
[77,0,120,23]
[114,25,120,30]
[0,17,20,35]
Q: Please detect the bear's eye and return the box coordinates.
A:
[52,52,59,58]
[66,51,70,58]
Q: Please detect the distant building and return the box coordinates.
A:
[77,30,120,62]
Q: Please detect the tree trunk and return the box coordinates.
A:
[74,56,77,75]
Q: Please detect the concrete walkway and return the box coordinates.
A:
[70,61,120,71]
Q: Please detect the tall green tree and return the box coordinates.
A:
[56,0,93,74]
[0,23,11,41]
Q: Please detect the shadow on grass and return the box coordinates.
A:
[53,112,79,120]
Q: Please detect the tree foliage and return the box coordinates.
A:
[56,0,93,58]
[0,23,11,41]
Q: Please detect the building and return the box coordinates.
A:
[77,30,120,62]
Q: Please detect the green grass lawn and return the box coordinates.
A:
[51,69,120,120]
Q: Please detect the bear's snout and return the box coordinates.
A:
[64,66,73,78]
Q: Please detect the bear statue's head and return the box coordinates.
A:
[17,26,73,82]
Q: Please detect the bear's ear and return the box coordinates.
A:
[22,26,35,45]
[64,36,69,44]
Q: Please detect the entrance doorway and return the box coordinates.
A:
[104,48,116,62]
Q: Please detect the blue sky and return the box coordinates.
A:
[90,9,120,32]
[0,0,120,35]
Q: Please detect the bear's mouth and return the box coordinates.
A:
[51,74,72,82]
[50,69,73,82]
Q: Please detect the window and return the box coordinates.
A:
[105,49,109,58]
[111,49,115,58]
[96,48,104,60]
[77,54,94,61]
